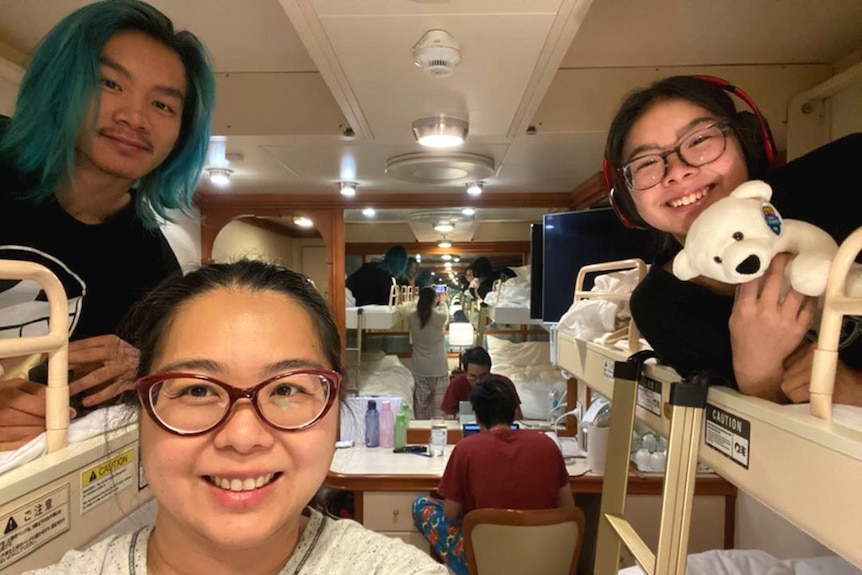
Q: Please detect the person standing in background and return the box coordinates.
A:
[0,0,215,450]
[406,286,450,419]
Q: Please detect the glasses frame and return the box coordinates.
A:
[136,369,342,436]
[621,121,730,192]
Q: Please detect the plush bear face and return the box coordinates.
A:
[673,180,783,283]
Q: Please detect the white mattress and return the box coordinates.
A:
[618,549,862,574]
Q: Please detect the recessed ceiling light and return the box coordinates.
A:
[462,207,475,216]
[437,238,452,249]
[362,207,376,217]
[466,181,483,196]
[293,217,314,228]
[207,167,232,186]
[339,181,358,196]
[441,254,452,261]
[412,116,468,148]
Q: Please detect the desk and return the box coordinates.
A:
[325,445,737,572]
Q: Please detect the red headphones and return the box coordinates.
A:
[605,75,778,229]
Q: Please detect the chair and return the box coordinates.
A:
[463,507,585,575]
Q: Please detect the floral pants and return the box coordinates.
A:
[412,495,466,575]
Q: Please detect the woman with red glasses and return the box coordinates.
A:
[603,75,862,406]
[26,260,449,575]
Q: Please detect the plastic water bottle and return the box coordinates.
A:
[394,407,408,450]
[429,417,447,457]
[379,400,395,448]
[365,400,380,448]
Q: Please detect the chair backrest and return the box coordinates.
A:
[463,507,585,575]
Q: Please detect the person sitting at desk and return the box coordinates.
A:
[412,378,576,575]
[441,346,523,420]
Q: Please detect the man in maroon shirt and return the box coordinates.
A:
[440,346,523,420]
[413,378,575,575]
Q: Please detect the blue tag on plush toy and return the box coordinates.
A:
[760,201,782,235]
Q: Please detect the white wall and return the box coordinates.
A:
[160,208,202,272]
[212,219,295,265]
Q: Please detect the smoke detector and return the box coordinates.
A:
[412,29,462,77]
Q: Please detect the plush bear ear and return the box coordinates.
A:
[672,250,700,281]
[730,179,772,202]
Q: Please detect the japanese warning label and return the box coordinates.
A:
[0,485,70,569]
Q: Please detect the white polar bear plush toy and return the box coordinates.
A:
[672,180,840,297]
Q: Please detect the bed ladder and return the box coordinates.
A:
[593,351,712,575]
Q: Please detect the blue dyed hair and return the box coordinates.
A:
[0,0,216,227]
[379,245,409,278]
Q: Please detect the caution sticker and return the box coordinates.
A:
[637,376,662,417]
[0,485,70,570]
[80,448,134,514]
[704,404,751,469]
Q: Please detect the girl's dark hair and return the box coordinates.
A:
[119,259,343,382]
[470,257,493,279]
[470,377,516,428]
[604,75,770,229]
[416,286,437,328]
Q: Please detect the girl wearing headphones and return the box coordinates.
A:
[603,75,862,406]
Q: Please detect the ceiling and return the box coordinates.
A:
[1,0,861,235]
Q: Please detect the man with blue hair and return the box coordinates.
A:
[0,0,216,450]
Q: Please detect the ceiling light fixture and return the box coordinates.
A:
[412,116,468,148]
[362,207,376,217]
[466,181,484,196]
[437,237,452,249]
[207,167,232,186]
[293,216,314,228]
[339,181,358,197]
[433,221,455,233]
[462,207,476,216]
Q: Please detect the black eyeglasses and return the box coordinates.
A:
[136,369,341,436]
[621,121,730,192]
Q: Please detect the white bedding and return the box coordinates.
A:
[486,264,531,308]
[557,267,641,340]
[350,352,414,413]
[0,404,136,474]
[486,335,566,420]
[618,549,861,574]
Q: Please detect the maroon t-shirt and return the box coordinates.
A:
[441,373,521,416]
[437,428,568,511]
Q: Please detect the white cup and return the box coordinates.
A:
[586,425,610,474]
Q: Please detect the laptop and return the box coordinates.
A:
[458,401,476,426]
[462,422,519,438]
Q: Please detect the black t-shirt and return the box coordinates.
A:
[630,133,862,385]
[346,262,396,306]
[0,161,181,341]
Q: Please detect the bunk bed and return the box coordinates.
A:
[0,260,152,574]
[553,230,862,574]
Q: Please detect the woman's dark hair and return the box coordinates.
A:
[470,377,516,428]
[416,286,437,328]
[604,75,770,229]
[119,259,343,382]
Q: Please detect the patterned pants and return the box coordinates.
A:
[413,375,448,419]
[412,495,466,575]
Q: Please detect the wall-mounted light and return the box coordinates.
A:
[207,167,232,186]
[437,237,452,249]
[339,181,358,197]
[293,216,314,228]
[362,207,376,217]
[433,221,455,233]
[466,181,483,196]
[412,116,468,148]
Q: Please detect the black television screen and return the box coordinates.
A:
[541,208,657,323]
[529,223,543,320]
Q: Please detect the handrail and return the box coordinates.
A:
[0,260,70,453]
[809,226,862,420]
[572,258,647,353]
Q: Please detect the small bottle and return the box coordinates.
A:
[365,400,380,448]
[379,400,395,448]
[429,417,447,457]
[394,408,408,450]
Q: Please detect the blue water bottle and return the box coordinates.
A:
[365,400,380,448]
